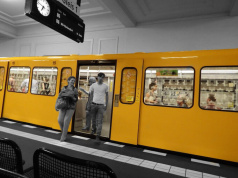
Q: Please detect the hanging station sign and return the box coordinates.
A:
[25,0,85,43]
[56,0,81,17]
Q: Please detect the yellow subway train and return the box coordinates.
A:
[0,48,238,163]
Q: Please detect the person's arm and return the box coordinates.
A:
[144,92,150,103]
[144,92,156,104]
[87,85,94,110]
[79,87,89,95]
[58,87,67,98]
[72,88,79,102]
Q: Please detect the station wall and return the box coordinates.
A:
[0,15,238,57]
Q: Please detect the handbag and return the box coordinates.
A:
[55,97,68,111]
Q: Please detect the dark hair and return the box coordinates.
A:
[208,94,216,102]
[98,72,105,78]
[67,76,76,82]
[149,82,157,90]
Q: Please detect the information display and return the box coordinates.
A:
[25,0,85,43]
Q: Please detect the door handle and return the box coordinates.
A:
[114,94,119,107]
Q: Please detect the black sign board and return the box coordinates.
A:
[25,0,85,43]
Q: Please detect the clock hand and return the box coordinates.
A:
[37,2,43,7]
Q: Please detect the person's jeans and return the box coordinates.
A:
[84,110,95,130]
[58,109,75,140]
[91,104,104,136]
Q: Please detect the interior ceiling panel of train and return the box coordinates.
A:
[0,0,237,39]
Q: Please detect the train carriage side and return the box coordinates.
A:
[138,49,238,163]
[0,49,238,163]
[2,56,77,131]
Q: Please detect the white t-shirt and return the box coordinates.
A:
[89,83,108,104]
[31,79,38,94]
[21,79,38,94]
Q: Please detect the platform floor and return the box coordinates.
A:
[0,119,237,178]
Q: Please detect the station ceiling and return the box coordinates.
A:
[0,0,237,39]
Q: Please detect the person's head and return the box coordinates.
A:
[97,73,105,84]
[149,82,157,91]
[44,76,49,82]
[207,94,216,105]
[88,77,96,86]
[67,76,76,86]
[208,94,216,102]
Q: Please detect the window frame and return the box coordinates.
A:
[30,66,58,96]
[120,67,137,105]
[199,65,238,113]
[143,66,195,109]
[7,66,31,94]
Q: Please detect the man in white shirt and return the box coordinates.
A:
[31,78,38,94]
[89,73,108,141]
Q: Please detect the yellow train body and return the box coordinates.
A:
[0,49,238,163]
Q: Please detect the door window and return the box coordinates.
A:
[120,68,137,104]
[60,68,72,91]
[0,67,5,91]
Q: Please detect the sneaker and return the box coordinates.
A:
[91,130,96,134]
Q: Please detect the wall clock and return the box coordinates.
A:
[36,0,51,16]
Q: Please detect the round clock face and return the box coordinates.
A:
[37,0,51,16]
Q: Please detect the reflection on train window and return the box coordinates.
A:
[60,68,72,91]
[32,67,57,96]
[0,67,5,91]
[200,67,238,112]
[8,67,30,93]
[144,67,194,108]
[120,68,137,104]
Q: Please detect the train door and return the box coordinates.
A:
[0,61,8,117]
[73,61,116,138]
[110,58,143,145]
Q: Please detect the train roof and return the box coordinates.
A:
[0,48,238,61]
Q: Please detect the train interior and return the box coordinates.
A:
[73,64,115,138]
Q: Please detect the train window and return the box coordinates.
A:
[31,67,57,96]
[120,68,137,104]
[8,67,31,93]
[200,66,238,112]
[60,68,72,91]
[144,67,194,108]
[0,67,5,91]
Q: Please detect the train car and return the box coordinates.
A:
[0,48,238,163]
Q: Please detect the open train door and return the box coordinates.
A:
[0,61,9,117]
[111,58,143,145]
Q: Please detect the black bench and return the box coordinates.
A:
[0,138,24,174]
[29,148,117,178]
[0,167,28,178]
